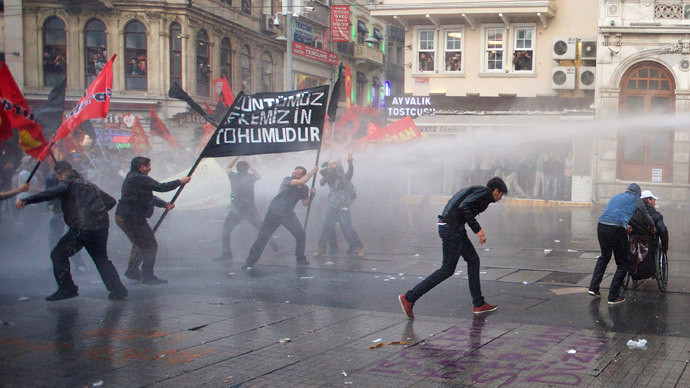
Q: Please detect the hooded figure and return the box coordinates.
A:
[589,183,654,305]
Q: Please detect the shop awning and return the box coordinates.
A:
[373,28,384,41]
[357,20,369,33]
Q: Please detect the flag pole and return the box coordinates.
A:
[302,146,322,232]
[150,97,236,233]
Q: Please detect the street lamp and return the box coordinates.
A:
[274,10,300,91]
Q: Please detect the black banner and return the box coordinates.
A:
[200,85,329,158]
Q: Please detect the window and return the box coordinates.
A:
[196,30,210,96]
[43,17,66,87]
[84,19,106,86]
[241,0,250,14]
[170,22,182,87]
[443,28,463,73]
[220,38,232,87]
[261,52,273,92]
[356,20,369,45]
[417,29,435,72]
[124,20,147,90]
[241,45,251,93]
[356,71,366,105]
[485,27,504,71]
[512,26,534,71]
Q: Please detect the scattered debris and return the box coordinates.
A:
[567,249,578,253]
[187,324,208,331]
[627,339,648,349]
[372,268,377,271]
[345,382,353,385]
[554,240,561,243]
[372,338,382,343]
[398,273,404,276]
[369,341,410,349]
[480,271,487,274]
[92,381,104,387]
[300,276,314,279]
[567,349,577,354]
[484,248,490,251]
[17,297,29,301]
[228,273,235,275]
[523,282,530,285]
[544,249,553,254]
[324,261,334,265]
[413,254,419,257]
[341,370,348,377]
[558,219,563,222]
[279,338,292,343]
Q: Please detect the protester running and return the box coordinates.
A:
[115,156,191,285]
[16,161,127,301]
[399,177,507,317]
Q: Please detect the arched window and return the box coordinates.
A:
[241,45,251,94]
[169,22,182,87]
[220,38,232,87]
[84,19,106,86]
[196,30,210,96]
[124,20,147,90]
[43,17,66,87]
[261,51,273,92]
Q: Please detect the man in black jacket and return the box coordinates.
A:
[115,157,191,285]
[399,177,507,318]
[16,161,127,301]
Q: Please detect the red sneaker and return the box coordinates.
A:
[398,294,414,319]
[473,302,498,314]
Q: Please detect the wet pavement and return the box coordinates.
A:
[2,199,690,387]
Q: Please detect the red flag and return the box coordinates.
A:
[333,106,359,144]
[60,130,84,155]
[355,116,422,144]
[0,63,48,157]
[40,54,115,160]
[203,101,214,116]
[197,122,216,153]
[125,114,150,156]
[149,108,179,148]
[213,75,234,107]
[344,65,352,109]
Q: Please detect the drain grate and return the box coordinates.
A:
[537,271,588,284]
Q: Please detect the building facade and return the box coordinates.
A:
[595,0,690,202]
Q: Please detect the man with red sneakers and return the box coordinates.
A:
[399,177,507,317]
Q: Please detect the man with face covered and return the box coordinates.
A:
[244,165,318,269]
[313,152,363,258]
[588,183,654,304]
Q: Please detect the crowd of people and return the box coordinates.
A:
[128,56,148,76]
[454,149,573,201]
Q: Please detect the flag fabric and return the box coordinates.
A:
[200,85,329,158]
[60,129,84,155]
[169,82,217,125]
[354,116,422,144]
[126,114,150,156]
[327,64,343,123]
[344,65,352,109]
[332,106,360,144]
[0,63,48,158]
[204,101,214,116]
[149,107,179,147]
[32,78,66,139]
[213,75,235,107]
[40,54,115,160]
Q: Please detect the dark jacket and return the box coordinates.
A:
[24,174,116,230]
[115,170,181,218]
[439,185,495,234]
[648,205,669,253]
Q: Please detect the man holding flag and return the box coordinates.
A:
[115,156,191,284]
[244,165,318,269]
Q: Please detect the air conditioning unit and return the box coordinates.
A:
[553,37,577,60]
[552,67,576,89]
[579,66,596,90]
[260,14,276,35]
[580,39,597,60]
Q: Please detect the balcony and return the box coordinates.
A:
[354,44,383,66]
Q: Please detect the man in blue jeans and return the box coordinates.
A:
[398,177,507,317]
[588,183,654,305]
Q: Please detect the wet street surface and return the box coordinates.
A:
[2,200,690,387]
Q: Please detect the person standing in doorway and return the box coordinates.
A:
[398,177,507,318]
